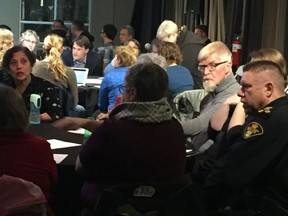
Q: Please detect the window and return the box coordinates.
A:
[20,0,90,41]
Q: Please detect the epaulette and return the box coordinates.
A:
[258,106,273,116]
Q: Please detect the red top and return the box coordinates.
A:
[0,130,57,202]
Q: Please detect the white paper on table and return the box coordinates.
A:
[53,154,68,164]
[47,139,82,150]
[68,128,85,135]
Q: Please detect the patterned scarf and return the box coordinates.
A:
[109,97,172,123]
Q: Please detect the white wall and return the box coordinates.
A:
[0,1,21,43]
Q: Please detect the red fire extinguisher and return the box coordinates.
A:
[232,36,242,67]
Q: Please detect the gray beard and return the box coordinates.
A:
[203,82,217,92]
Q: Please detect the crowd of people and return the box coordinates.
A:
[0,18,288,216]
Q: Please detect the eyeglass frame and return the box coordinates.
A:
[198,61,228,72]
[23,38,37,44]
[119,84,130,94]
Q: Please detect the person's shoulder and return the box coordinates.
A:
[178,30,205,46]
[23,131,52,148]
[87,50,102,60]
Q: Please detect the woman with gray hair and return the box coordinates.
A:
[19,29,39,52]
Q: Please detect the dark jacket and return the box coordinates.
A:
[177,30,205,89]
[204,96,288,213]
[61,50,104,77]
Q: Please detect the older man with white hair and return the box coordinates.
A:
[180,41,240,151]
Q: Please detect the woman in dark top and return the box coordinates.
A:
[2,46,63,121]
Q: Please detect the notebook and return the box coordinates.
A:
[72,67,89,86]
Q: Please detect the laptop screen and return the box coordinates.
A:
[72,67,89,86]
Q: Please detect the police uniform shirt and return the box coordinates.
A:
[204,96,288,211]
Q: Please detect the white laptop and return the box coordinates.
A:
[86,77,103,87]
[72,67,89,86]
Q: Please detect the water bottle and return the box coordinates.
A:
[29,94,41,124]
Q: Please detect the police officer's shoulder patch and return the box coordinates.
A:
[243,122,263,139]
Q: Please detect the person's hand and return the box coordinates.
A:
[96,113,109,121]
[52,117,80,131]
[224,94,241,106]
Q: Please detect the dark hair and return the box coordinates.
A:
[125,63,168,102]
[243,60,286,90]
[72,20,85,31]
[103,24,117,40]
[0,84,28,130]
[195,25,208,35]
[124,38,141,50]
[51,29,66,38]
[158,42,183,64]
[73,35,91,50]
[0,24,11,31]
[54,19,65,28]
[2,46,36,69]
[121,25,135,38]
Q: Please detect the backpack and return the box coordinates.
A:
[55,86,76,117]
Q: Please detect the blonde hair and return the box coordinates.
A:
[0,28,14,67]
[156,20,178,41]
[249,48,287,79]
[198,41,232,62]
[115,46,137,67]
[43,34,67,81]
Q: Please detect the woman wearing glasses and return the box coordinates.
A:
[19,29,39,53]
[55,63,187,214]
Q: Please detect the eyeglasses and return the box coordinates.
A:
[119,84,130,94]
[24,39,37,44]
[198,61,228,72]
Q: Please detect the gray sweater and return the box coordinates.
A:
[32,61,78,106]
[180,73,240,136]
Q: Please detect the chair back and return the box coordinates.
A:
[0,175,47,216]
[173,89,208,122]
[93,177,208,216]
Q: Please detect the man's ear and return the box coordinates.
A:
[128,87,137,101]
[85,48,89,54]
[265,82,273,97]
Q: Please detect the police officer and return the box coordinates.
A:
[203,60,288,215]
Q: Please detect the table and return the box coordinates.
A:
[27,123,84,216]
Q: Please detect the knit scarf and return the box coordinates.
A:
[109,97,172,123]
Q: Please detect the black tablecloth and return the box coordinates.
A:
[27,123,84,216]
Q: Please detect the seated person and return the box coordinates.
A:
[98,45,137,112]
[62,35,103,76]
[158,41,194,97]
[0,27,14,85]
[75,63,187,212]
[94,24,117,68]
[203,60,288,215]
[19,29,40,53]
[32,34,78,107]
[0,84,57,216]
[179,41,240,151]
[2,46,63,121]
